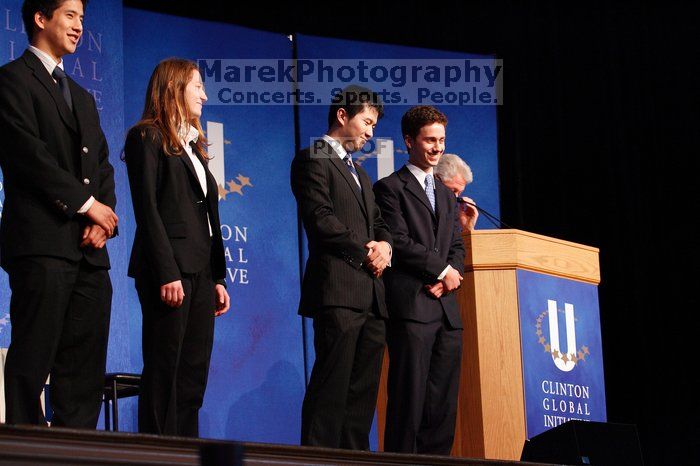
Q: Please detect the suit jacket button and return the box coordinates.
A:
[82,146,89,154]
[434,247,439,252]
[83,178,90,185]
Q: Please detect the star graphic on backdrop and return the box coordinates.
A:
[539,336,546,344]
[578,351,586,361]
[536,329,543,337]
[355,154,370,165]
[236,174,253,187]
[582,346,590,355]
[218,184,229,200]
[227,180,243,195]
[544,344,551,352]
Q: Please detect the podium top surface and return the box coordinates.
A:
[462,229,600,284]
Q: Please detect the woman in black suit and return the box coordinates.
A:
[124,58,230,437]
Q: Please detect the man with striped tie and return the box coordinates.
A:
[374,105,466,455]
[291,85,392,450]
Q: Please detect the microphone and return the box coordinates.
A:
[457,197,513,229]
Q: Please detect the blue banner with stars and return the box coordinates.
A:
[122,8,304,442]
[517,270,607,438]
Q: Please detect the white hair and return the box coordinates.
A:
[435,153,473,184]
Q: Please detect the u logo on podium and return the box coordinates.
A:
[536,300,591,372]
[546,300,577,372]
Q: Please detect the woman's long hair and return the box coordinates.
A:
[133,57,208,159]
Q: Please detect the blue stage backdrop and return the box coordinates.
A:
[0,0,128,395]
[122,9,303,442]
[294,33,501,449]
[517,270,607,438]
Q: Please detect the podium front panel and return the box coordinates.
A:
[516,270,607,439]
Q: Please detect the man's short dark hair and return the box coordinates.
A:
[327,85,384,130]
[22,0,88,42]
[401,105,448,139]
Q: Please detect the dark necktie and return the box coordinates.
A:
[52,66,73,112]
[344,155,362,191]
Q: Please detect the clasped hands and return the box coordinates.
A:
[363,240,391,277]
[80,200,119,249]
[424,265,463,299]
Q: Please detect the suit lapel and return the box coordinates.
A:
[203,158,219,202]
[435,181,448,237]
[180,143,206,198]
[204,165,222,225]
[70,78,90,136]
[315,140,368,218]
[358,166,374,221]
[22,51,78,134]
[398,165,437,221]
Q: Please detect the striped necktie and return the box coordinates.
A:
[425,173,436,212]
[344,155,362,190]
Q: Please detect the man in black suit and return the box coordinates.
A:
[374,106,465,454]
[291,85,393,450]
[0,0,118,427]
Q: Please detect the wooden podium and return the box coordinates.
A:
[376,229,600,460]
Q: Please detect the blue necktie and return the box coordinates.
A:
[425,173,436,212]
[344,155,362,191]
[52,66,73,112]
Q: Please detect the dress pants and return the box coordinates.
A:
[384,316,462,454]
[136,266,216,437]
[3,256,112,428]
[301,306,386,450]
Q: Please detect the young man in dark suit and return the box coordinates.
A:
[374,106,466,454]
[291,85,392,450]
[0,0,118,427]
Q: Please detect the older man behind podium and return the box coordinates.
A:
[435,153,479,232]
